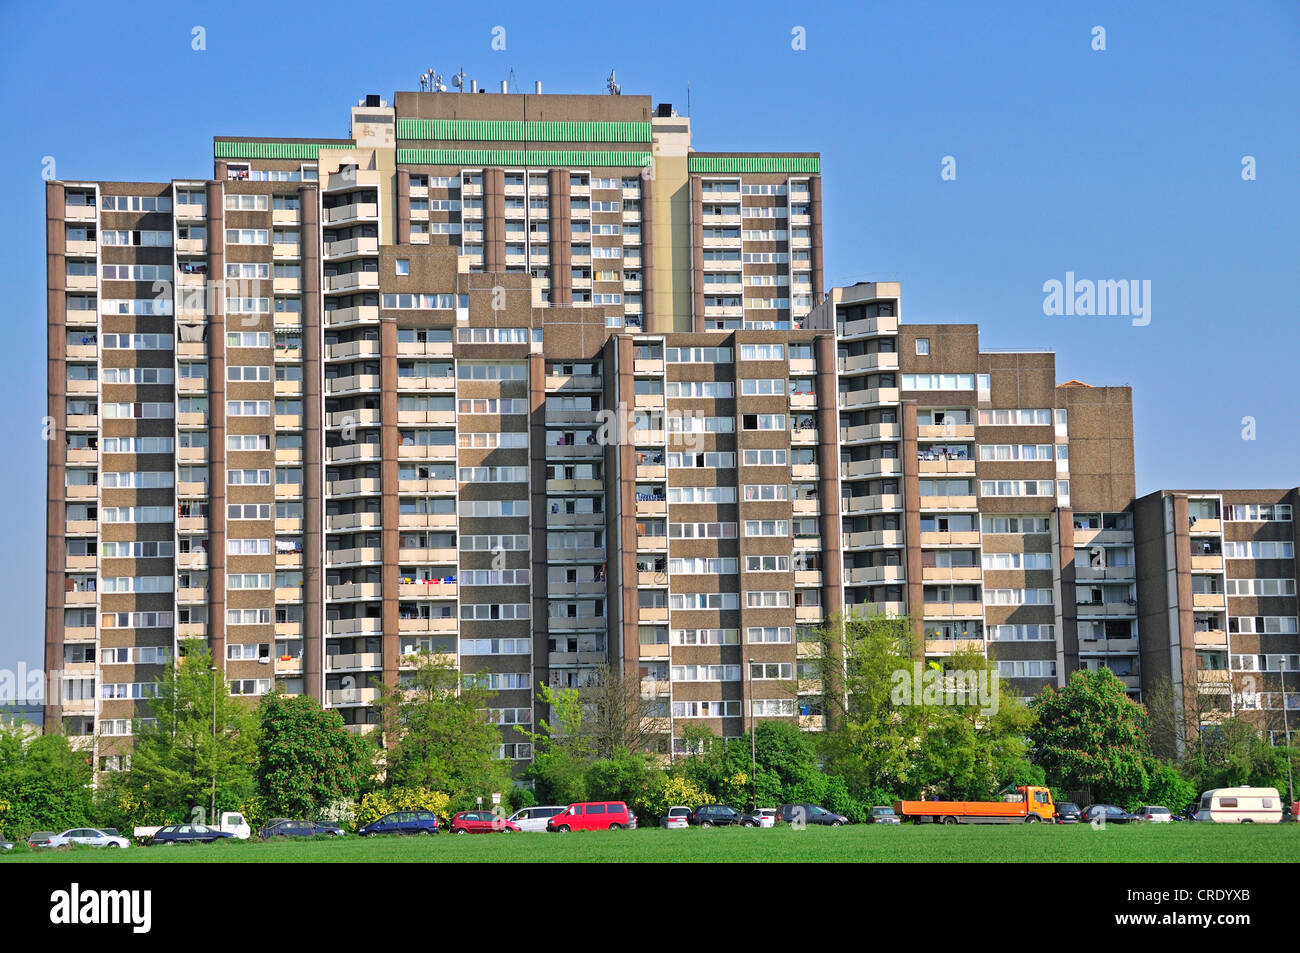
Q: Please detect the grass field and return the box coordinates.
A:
[6,823,1300,863]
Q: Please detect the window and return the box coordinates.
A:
[915,338,930,355]
[395,259,410,275]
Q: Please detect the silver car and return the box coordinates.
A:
[660,806,692,829]
[48,828,130,849]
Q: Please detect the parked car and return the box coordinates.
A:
[1054,802,1082,824]
[1081,805,1139,825]
[545,801,637,832]
[660,806,692,829]
[0,833,12,851]
[357,811,439,837]
[754,808,778,828]
[27,832,56,849]
[1135,805,1173,824]
[144,824,236,845]
[778,804,850,826]
[869,806,901,825]
[259,819,345,840]
[47,828,130,849]
[450,811,520,834]
[505,806,567,833]
[689,805,761,828]
[135,811,250,843]
[1283,804,1300,823]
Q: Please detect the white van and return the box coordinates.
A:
[506,806,568,833]
[1196,787,1282,823]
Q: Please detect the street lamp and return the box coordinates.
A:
[1282,662,1296,808]
[209,665,218,826]
[748,656,756,812]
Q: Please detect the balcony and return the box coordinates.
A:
[844,530,905,549]
[325,305,381,327]
[838,388,900,410]
[326,652,384,672]
[838,352,899,374]
[328,583,383,601]
[1075,601,1138,616]
[398,581,457,599]
[326,687,381,706]
[923,602,984,618]
[841,494,904,516]
[326,547,382,567]
[324,202,379,225]
[920,565,981,582]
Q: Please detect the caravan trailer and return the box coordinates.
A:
[1195,787,1283,823]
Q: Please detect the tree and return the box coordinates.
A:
[1029,668,1153,805]
[1184,717,1298,797]
[580,663,664,758]
[0,723,93,837]
[523,683,593,804]
[909,648,1041,800]
[125,639,258,825]
[256,691,374,819]
[379,654,511,807]
[583,750,661,819]
[815,612,921,796]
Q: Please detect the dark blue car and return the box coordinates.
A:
[357,811,440,836]
[146,824,235,845]
[258,819,346,840]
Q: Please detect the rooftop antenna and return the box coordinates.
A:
[452,68,467,93]
[507,68,520,94]
[606,69,621,95]
[418,70,432,92]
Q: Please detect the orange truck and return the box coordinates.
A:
[894,785,1055,824]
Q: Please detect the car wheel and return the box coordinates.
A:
[742,821,755,828]
[700,821,713,828]
[111,843,125,848]
[608,823,622,831]
[831,820,843,827]
[556,825,570,833]
[940,816,956,826]
[1026,815,1040,823]
[420,829,433,836]
[455,829,468,835]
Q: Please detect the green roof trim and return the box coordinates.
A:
[397,148,652,168]
[689,156,820,174]
[396,118,652,143]
[214,141,354,160]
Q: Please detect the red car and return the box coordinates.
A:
[545,801,637,832]
[449,811,520,834]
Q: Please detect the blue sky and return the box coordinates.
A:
[1,0,1296,676]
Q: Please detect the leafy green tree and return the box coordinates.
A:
[1144,760,1199,813]
[1029,668,1153,804]
[379,654,511,807]
[815,612,921,796]
[523,682,594,803]
[255,692,374,818]
[583,749,661,819]
[0,724,93,837]
[125,639,258,824]
[1184,717,1298,798]
[909,649,1041,800]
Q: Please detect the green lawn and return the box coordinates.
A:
[6,823,1300,863]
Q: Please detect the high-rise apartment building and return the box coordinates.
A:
[808,283,1137,704]
[44,86,831,772]
[1135,488,1300,752]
